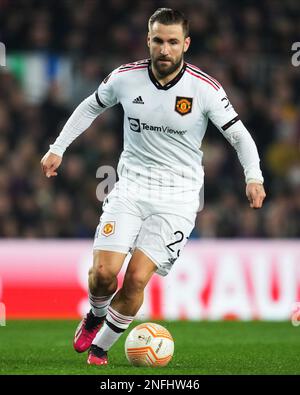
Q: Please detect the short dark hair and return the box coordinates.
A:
[148,8,189,38]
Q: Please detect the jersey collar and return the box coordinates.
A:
[148,60,186,90]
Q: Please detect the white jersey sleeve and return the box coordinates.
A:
[96,69,120,108]
[49,69,120,157]
[204,85,264,184]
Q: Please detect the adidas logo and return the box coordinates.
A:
[132,96,144,104]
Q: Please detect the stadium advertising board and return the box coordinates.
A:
[0,240,299,320]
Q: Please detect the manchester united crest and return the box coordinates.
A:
[175,96,193,116]
[101,221,115,237]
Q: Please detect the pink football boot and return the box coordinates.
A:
[73,310,104,353]
[87,345,108,366]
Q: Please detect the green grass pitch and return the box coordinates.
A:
[0,320,299,375]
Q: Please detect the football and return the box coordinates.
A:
[124,322,174,367]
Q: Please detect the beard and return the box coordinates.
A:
[152,53,184,78]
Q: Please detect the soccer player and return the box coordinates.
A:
[41,8,266,366]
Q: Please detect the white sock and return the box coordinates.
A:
[92,306,134,351]
[89,292,114,318]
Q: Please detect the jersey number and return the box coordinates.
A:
[166,231,185,258]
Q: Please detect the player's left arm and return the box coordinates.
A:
[245,180,266,209]
[205,85,266,209]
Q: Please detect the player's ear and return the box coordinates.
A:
[184,36,191,53]
[147,33,151,48]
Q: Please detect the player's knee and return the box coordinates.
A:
[123,271,147,296]
[95,265,116,286]
[90,257,116,287]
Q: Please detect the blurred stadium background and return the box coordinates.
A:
[0,0,300,323]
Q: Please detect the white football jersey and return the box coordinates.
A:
[96,59,241,196]
[50,58,263,207]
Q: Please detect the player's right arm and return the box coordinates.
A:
[41,69,119,178]
[40,151,62,178]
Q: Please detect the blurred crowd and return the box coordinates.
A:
[0,0,299,238]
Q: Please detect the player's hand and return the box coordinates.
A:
[40,151,62,178]
[246,182,266,209]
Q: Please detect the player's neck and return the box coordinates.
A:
[151,60,184,86]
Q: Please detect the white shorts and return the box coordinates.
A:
[93,185,197,276]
